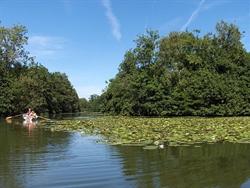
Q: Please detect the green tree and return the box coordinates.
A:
[13,63,50,113]
[49,72,80,113]
[102,21,250,116]
[79,98,88,112]
[0,23,80,116]
[87,94,104,112]
[0,23,33,115]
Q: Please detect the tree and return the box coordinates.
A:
[48,72,80,113]
[79,98,88,111]
[101,21,250,116]
[13,63,50,113]
[0,23,33,115]
[0,23,80,115]
[87,94,104,112]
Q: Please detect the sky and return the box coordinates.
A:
[1,0,249,100]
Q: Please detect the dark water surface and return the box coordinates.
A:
[1,116,250,188]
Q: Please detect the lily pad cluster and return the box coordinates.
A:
[38,116,250,147]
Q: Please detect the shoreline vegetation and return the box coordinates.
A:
[39,116,250,149]
[1,21,250,117]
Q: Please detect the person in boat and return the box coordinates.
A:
[27,108,31,115]
[32,111,37,118]
[29,111,37,119]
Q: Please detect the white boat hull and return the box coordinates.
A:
[22,114,38,122]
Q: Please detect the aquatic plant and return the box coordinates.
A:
[39,116,250,147]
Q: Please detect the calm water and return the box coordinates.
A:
[1,115,250,188]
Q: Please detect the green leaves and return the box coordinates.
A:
[39,116,250,147]
[0,24,80,115]
[101,21,250,116]
[0,24,30,114]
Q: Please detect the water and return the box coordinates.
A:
[1,116,250,188]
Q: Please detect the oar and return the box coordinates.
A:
[6,114,23,120]
[38,116,50,120]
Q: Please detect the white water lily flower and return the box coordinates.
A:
[154,141,159,145]
[159,144,164,149]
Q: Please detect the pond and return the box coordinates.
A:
[1,114,250,188]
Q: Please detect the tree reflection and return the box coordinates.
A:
[0,119,72,188]
[112,142,250,187]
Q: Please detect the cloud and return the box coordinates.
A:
[180,0,205,31]
[29,36,66,48]
[159,17,182,32]
[102,0,121,41]
[201,1,226,11]
[39,50,55,56]
[28,35,68,59]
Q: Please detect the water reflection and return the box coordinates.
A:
[111,142,250,187]
[22,120,37,132]
[48,112,103,120]
[242,179,250,188]
[1,117,250,188]
[0,118,72,188]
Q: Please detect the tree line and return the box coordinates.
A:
[98,21,250,116]
[0,23,80,115]
[2,21,250,117]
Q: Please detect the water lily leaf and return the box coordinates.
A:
[194,145,202,148]
[122,143,146,147]
[142,145,158,150]
[38,116,250,146]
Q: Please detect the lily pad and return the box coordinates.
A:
[38,116,250,147]
[194,145,202,148]
[142,145,158,150]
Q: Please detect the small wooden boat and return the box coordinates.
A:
[22,113,38,122]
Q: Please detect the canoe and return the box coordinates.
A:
[22,113,38,122]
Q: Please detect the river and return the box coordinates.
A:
[1,114,250,188]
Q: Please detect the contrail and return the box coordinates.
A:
[102,0,121,41]
[144,0,156,33]
[144,18,148,34]
[180,0,205,31]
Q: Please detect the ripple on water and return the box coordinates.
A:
[22,133,134,188]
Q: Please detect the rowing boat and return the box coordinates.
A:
[22,113,38,122]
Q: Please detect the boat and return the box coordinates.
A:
[22,113,38,122]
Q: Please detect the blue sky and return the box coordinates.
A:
[1,0,249,100]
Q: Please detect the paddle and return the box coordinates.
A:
[6,114,23,120]
[38,116,50,120]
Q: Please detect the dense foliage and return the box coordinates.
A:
[39,116,250,145]
[0,24,80,115]
[79,94,105,112]
[101,21,250,116]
